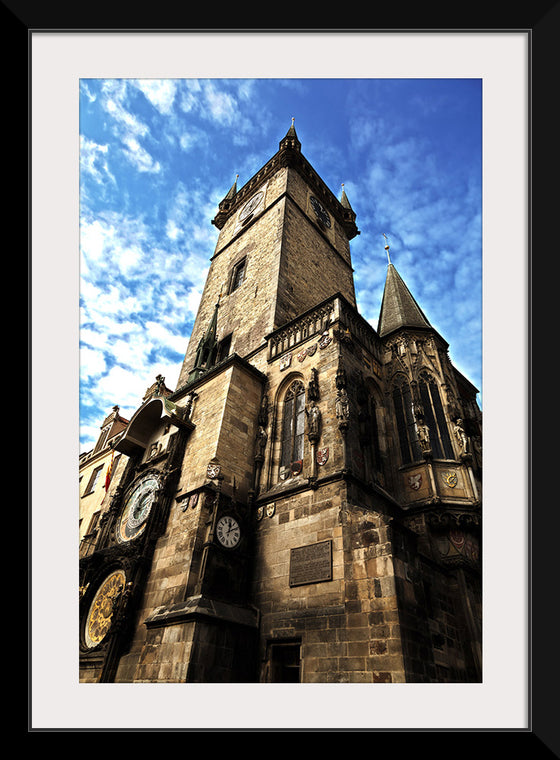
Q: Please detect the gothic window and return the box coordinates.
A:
[280,380,306,472]
[418,372,454,459]
[229,258,246,293]
[392,378,421,464]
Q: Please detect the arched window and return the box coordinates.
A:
[418,371,454,459]
[392,377,421,464]
[280,380,305,474]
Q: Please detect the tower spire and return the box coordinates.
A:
[188,294,221,381]
[279,117,301,152]
[224,174,239,202]
[340,183,354,211]
[377,240,432,338]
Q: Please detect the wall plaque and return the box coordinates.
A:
[289,540,332,587]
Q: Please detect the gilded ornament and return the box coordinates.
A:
[84,569,126,649]
[442,471,458,488]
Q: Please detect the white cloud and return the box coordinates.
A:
[80,136,115,187]
[121,135,161,173]
[80,344,107,380]
[144,320,186,355]
[97,80,163,175]
[178,127,209,152]
[133,79,177,114]
[101,81,148,138]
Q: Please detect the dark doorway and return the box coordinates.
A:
[269,641,301,683]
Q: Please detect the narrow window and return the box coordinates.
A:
[83,465,103,496]
[85,510,101,536]
[230,258,246,293]
[280,380,305,472]
[418,373,453,459]
[392,380,421,464]
[216,333,232,363]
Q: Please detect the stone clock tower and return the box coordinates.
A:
[79,122,482,684]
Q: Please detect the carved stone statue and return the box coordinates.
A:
[308,368,320,400]
[306,401,321,439]
[454,418,469,454]
[416,419,431,452]
[336,389,350,422]
[258,393,269,426]
[255,424,268,457]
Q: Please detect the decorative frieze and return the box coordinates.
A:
[269,301,335,360]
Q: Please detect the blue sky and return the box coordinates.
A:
[79,77,482,453]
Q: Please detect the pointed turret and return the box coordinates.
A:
[377,241,432,338]
[223,174,238,203]
[339,183,360,240]
[211,175,239,229]
[340,183,353,211]
[279,117,301,152]
[188,295,221,381]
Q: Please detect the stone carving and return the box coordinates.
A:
[306,400,321,440]
[279,353,292,371]
[442,471,458,488]
[336,388,350,423]
[416,418,431,453]
[308,367,320,400]
[316,447,329,466]
[255,424,268,458]
[258,393,269,426]
[453,418,469,455]
[335,356,347,390]
[318,332,332,349]
[184,392,197,420]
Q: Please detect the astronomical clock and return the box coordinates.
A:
[79,391,193,682]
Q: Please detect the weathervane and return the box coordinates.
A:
[383,233,392,264]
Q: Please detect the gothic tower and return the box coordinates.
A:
[79,122,482,684]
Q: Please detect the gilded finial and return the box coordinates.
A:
[383,233,391,264]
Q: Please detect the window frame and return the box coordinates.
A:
[83,464,104,496]
[280,380,306,474]
[392,377,421,465]
[418,371,454,459]
[229,257,246,294]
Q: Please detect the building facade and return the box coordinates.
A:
[79,405,129,561]
[79,123,482,684]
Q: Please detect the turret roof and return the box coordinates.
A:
[378,262,432,338]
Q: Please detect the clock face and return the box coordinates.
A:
[118,475,159,542]
[310,196,331,228]
[238,191,264,222]
[216,515,241,548]
[84,569,126,649]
